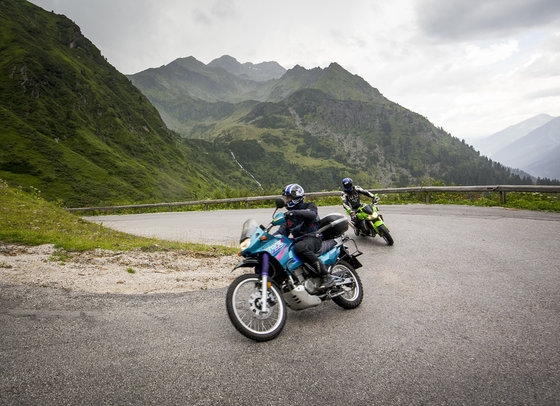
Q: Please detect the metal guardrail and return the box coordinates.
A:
[65,185,560,213]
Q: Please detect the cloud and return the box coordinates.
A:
[416,0,560,41]
[24,0,560,140]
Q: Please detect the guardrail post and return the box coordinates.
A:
[426,192,431,204]
[500,191,506,204]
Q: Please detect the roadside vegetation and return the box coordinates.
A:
[71,182,560,215]
[1,179,557,255]
[0,179,236,254]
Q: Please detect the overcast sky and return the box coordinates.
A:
[28,0,560,140]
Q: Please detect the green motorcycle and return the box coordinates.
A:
[345,198,394,246]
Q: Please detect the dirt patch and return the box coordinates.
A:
[0,243,245,294]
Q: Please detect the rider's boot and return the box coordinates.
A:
[314,260,335,290]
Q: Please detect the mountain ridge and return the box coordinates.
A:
[128,54,535,189]
[492,117,560,179]
[470,114,555,157]
[208,55,286,82]
[0,0,258,206]
[1,0,536,208]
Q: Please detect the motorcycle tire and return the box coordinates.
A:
[331,260,363,309]
[378,224,394,246]
[226,273,287,342]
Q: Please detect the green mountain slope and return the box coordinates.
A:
[0,0,258,206]
[130,57,532,189]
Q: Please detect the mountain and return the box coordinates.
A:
[0,0,257,206]
[1,1,533,209]
[208,55,286,82]
[127,59,387,141]
[492,118,560,180]
[470,114,555,157]
[129,57,531,190]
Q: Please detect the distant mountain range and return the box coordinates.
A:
[128,56,531,193]
[470,114,559,180]
[0,0,535,207]
[208,55,286,82]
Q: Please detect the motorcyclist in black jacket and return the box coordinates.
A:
[277,183,334,290]
[341,177,379,234]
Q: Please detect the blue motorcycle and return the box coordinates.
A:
[226,198,364,341]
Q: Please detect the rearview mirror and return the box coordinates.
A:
[275,198,285,209]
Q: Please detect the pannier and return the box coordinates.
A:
[317,213,348,240]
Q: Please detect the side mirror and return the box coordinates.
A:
[275,198,285,209]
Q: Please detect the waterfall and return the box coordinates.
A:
[230,150,264,190]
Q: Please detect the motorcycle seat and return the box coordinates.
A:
[319,239,336,255]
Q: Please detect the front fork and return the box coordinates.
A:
[259,253,270,313]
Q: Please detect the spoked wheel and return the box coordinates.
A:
[331,260,363,309]
[378,224,394,246]
[226,274,286,342]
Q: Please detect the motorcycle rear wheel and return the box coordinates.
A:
[331,260,363,309]
[226,273,286,342]
[378,224,394,246]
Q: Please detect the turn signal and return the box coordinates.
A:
[260,236,268,241]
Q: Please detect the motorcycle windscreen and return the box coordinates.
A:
[240,218,259,243]
[363,204,374,215]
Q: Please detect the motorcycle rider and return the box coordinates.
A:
[341,177,379,234]
[277,184,335,290]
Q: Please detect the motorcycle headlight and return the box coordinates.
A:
[369,212,378,219]
[239,238,251,251]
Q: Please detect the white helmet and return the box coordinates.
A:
[282,184,305,208]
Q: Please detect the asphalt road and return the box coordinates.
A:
[1,204,559,405]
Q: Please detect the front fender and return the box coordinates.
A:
[373,219,384,229]
[232,258,260,271]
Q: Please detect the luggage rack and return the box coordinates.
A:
[341,235,363,258]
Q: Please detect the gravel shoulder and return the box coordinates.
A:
[0,243,244,294]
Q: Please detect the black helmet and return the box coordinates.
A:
[282,183,305,208]
[342,177,353,192]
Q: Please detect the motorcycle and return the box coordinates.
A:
[345,197,394,246]
[226,198,364,342]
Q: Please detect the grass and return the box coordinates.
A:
[2,178,557,257]
[67,188,560,216]
[375,191,560,212]
[0,179,237,255]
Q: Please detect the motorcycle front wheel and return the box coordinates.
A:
[378,224,394,246]
[331,260,363,309]
[226,273,286,342]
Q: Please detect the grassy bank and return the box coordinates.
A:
[0,180,236,254]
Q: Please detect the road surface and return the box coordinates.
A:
[1,204,559,405]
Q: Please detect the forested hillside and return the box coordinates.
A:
[0,0,257,206]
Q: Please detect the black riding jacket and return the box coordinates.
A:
[277,201,320,238]
[342,186,375,211]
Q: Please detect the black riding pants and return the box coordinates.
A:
[293,235,322,265]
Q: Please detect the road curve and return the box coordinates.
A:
[1,204,559,405]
